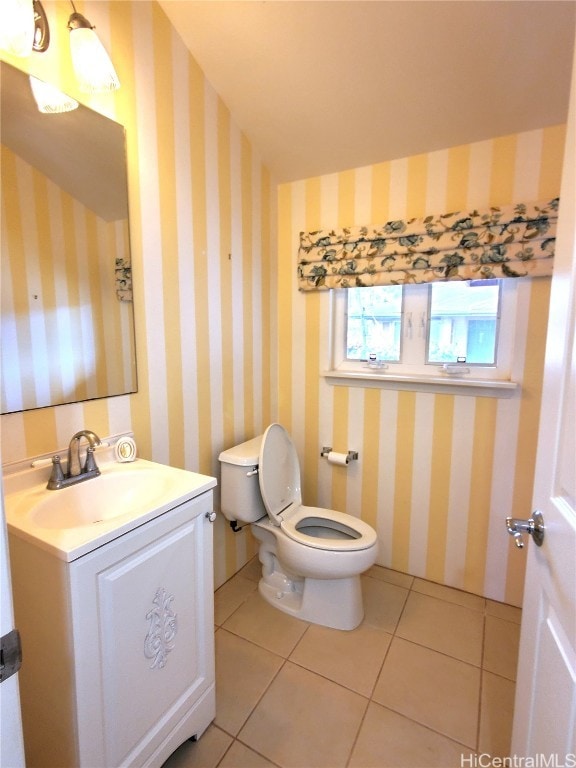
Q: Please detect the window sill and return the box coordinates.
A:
[321,369,519,398]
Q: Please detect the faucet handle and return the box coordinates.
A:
[83,447,100,474]
[47,456,65,490]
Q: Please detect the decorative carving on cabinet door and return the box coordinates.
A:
[144,587,178,669]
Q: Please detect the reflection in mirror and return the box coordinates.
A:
[1,62,137,414]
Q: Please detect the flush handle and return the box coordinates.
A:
[505,510,545,548]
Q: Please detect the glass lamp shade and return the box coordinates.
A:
[29,75,78,113]
[0,0,35,56]
[68,25,120,92]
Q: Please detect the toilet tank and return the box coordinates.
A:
[218,435,266,523]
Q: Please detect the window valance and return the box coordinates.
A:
[297,197,559,291]
[115,256,133,301]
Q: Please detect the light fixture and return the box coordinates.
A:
[0,0,49,57]
[29,75,78,113]
[32,0,49,52]
[67,1,120,93]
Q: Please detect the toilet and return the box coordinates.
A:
[218,423,378,630]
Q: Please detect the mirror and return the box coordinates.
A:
[1,61,137,414]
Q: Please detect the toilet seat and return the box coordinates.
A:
[258,424,376,552]
[280,504,377,552]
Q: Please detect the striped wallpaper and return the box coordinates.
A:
[1,145,135,412]
[277,124,565,606]
[0,2,566,603]
[0,1,274,588]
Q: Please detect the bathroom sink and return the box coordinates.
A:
[4,457,217,562]
[29,468,175,529]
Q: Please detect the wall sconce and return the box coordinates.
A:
[67,1,120,92]
[0,0,49,57]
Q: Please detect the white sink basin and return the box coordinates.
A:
[30,468,176,529]
[5,458,217,561]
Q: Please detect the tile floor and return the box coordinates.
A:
[164,558,521,768]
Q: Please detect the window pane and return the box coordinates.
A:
[427,281,500,364]
[346,286,403,361]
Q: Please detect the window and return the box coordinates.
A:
[346,285,403,362]
[427,281,500,365]
[330,279,517,390]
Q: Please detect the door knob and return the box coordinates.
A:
[505,510,545,548]
[205,511,217,523]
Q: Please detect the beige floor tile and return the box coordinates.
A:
[486,599,522,624]
[214,576,258,626]
[289,623,392,696]
[215,629,284,736]
[396,591,484,665]
[238,662,367,768]
[412,578,485,612]
[373,637,480,748]
[161,724,232,768]
[222,591,309,657]
[479,671,516,758]
[483,615,521,681]
[219,741,279,768]
[349,703,471,768]
[366,565,414,589]
[361,574,409,632]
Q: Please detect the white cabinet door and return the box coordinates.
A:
[71,493,215,768]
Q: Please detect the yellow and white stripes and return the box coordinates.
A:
[278,125,565,606]
[1,1,274,588]
[0,1,566,601]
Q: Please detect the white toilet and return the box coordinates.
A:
[218,423,378,630]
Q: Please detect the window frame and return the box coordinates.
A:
[326,280,520,397]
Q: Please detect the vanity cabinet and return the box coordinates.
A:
[9,489,216,768]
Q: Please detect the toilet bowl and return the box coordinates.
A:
[218,423,378,630]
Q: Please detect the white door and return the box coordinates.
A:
[0,483,25,768]
[510,39,576,760]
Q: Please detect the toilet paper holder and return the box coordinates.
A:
[320,447,358,462]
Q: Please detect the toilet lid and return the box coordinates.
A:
[258,424,302,525]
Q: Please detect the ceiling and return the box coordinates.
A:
[158,0,576,183]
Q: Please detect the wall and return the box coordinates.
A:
[277,125,565,606]
[0,1,275,588]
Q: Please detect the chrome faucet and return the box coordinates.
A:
[47,430,102,490]
[67,430,101,476]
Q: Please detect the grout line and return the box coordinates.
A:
[374,703,480,752]
[343,695,371,768]
[476,605,488,753]
[231,656,289,751]
[215,725,284,768]
[388,633,484,669]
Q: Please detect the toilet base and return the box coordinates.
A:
[258,571,364,631]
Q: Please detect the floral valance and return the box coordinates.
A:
[297,198,559,291]
[115,256,132,301]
